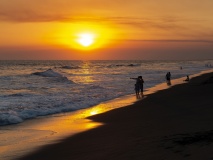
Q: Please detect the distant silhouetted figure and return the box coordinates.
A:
[205,63,212,68]
[130,76,144,98]
[184,75,190,82]
[166,72,171,85]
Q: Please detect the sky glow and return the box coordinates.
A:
[0,0,213,60]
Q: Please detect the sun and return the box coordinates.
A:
[77,33,94,47]
[49,22,116,50]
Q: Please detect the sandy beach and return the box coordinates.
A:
[15,70,213,160]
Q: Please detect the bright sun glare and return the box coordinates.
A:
[50,22,116,50]
[77,33,94,47]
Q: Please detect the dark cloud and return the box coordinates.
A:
[1,9,213,42]
[0,10,72,22]
[0,10,190,31]
[1,43,213,60]
[0,8,207,36]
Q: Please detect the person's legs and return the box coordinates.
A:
[135,84,140,98]
[140,85,144,97]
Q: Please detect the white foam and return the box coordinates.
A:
[0,111,23,125]
[33,69,65,78]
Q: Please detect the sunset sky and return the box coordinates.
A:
[0,0,213,60]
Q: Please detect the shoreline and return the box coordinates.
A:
[0,92,138,160]
[0,69,213,160]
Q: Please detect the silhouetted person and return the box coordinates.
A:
[138,76,144,97]
[130,76,144,98]
[184,75,190,82]
[130,76,140,98]
[166,72,171,85]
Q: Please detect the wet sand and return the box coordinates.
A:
[17,70,213,160]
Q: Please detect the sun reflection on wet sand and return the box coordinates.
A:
[90,110,98,116]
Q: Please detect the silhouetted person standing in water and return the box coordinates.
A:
[130,76,140,97]
[130,76,144,98]
[166,72,171,85]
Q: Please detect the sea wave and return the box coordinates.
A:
[31,69,75,83]
[61,65,80,69]
[107,63,141,68]
[0,111,23,125]
[32,69,65,77]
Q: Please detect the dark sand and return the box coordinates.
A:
[18,72,213,160]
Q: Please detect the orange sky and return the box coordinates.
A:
[0,0,213,60]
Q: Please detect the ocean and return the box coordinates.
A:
[0,60,212,126]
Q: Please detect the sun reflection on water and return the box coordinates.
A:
[79,61,95,84]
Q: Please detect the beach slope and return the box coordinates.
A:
[18,72,213,160]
